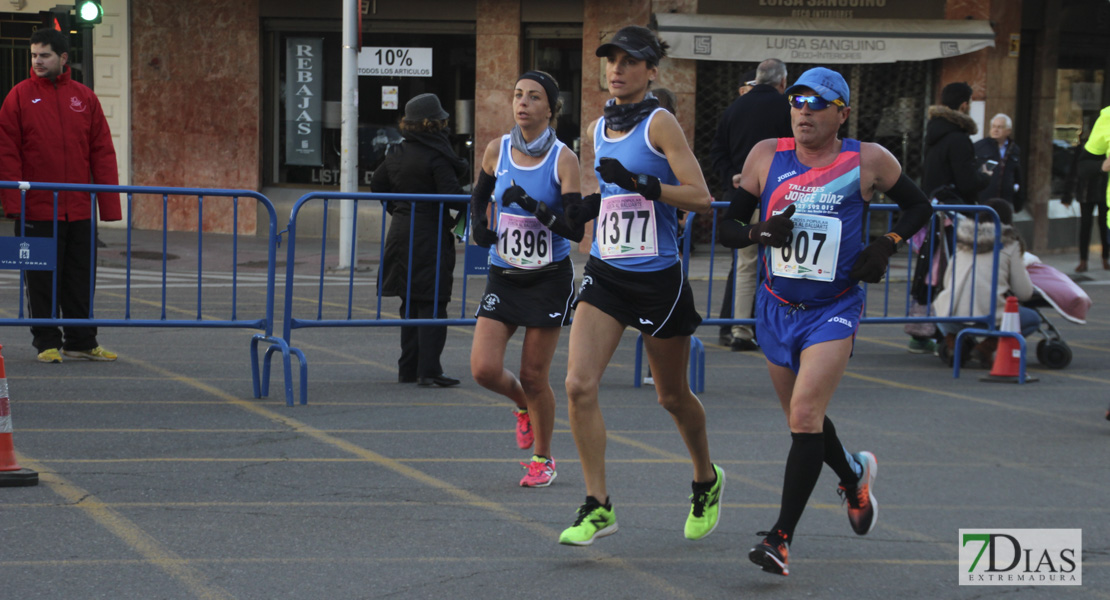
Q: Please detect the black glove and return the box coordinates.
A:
[470,214,499,248]
[749,204,795,247]
[596,158,661,200]
[849,235,897,283]
[502,183,537,213]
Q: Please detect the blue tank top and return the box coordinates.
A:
[489,135,571,269]
[760,137,866,304]
[589,108,681,272]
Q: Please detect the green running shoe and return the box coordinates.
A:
[685,463,725,540]
[559,497,617,546]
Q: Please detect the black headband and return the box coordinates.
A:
[517,71,560,115]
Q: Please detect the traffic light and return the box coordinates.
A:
[38,8,71,32]
[74,0,103,26]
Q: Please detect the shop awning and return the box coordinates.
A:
[655,14,995,64]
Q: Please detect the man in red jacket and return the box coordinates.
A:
[0,28,121,363]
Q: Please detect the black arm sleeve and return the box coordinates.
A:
[718,186,761,249]
[470,170,496,224]
[532,193,587,243]
[883,173,934,241]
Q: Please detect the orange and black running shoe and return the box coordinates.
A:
[838,451,878,535]
[749,529,790,576]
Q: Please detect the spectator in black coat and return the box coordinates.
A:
[922,82,988,204]
[974,113,1025,211]
[371,93,469,387]
[708,59,793,351]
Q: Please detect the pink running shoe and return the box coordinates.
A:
[519,456,556,487]
[514,408,533,449]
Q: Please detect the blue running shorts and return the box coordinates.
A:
[756,285,864,373]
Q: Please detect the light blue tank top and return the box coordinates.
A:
[589,108,680,272]
[489,135,571,269]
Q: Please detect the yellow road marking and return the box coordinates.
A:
[115,355,698,600]
[13,459,236,600]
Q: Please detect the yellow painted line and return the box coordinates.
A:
[841,371,1094,427]
[1036,370,1110,385]
[13,461,235,600]
[834,371,1110,496]
[14,399,508,407]
[111,355,699,600]
[11,555,1105,571]
[1063,341,1110,353]
[99,290,209,318]
[9,499,1107,513]
[10,556,1092,567]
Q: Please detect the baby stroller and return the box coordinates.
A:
[935,256,1088,370]
[1022,257,1090,369]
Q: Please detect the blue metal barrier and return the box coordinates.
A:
[693,202,1019,381]
[0,181,294,402]
[632,213,705,392]
[276,192,474,405]
[271,193,1019,405]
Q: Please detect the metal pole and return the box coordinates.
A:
[337,0,359,269]
[81,26,93,88]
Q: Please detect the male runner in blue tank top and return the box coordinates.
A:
[719,67,932,576]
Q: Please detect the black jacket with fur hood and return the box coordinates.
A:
[922,105,988,205]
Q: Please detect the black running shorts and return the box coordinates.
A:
[475,256,575,327]
[574,256,701,339]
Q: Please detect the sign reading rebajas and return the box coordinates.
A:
[285,38,324,167]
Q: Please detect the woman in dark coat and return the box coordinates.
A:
[371,93,468,387]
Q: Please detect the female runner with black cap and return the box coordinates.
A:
[468,71,587,488]
[555,25,724,546]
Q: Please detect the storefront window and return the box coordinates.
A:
[523,29,582,152]
[1051,69,1105,197]
[265,29,475,187]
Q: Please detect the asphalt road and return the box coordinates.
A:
[0,228,1107,599]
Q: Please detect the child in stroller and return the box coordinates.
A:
[931,199,1036,368]
[932,199,1090,369]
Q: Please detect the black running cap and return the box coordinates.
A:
[595,26,662,63]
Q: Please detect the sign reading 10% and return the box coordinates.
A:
[358,47,433,77]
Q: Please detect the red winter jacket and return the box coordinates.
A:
[0,66,121,221]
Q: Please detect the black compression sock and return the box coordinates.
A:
[822,416,862,485]
[771,431,824,540]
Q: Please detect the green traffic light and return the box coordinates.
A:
[76,1,102,24]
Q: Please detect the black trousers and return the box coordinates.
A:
[14,219,99,352]
[398,298,449,379]
[1078,201,1109,261]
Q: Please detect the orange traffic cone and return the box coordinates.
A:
[0,344,40,487]
[981,297,1038,384]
